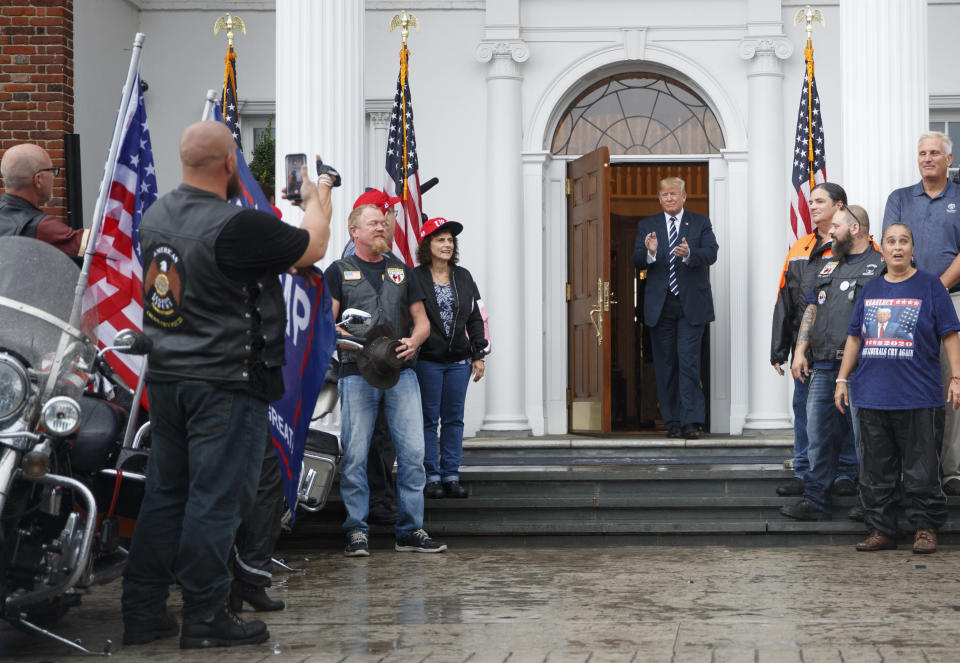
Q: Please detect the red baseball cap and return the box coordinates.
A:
[353,189,401,214]
[419,217,464,242]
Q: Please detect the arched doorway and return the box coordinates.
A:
[558,72,725,434]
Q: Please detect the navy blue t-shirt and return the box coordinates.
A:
[847,270,960,409]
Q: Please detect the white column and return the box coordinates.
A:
[275,0,364,265]
[366,111,390,188]
[475,39,531,434]
[522,151,550,436]
[739,34,794,430]
[841,0,928,221]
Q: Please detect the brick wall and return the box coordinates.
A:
[0,0,74,220]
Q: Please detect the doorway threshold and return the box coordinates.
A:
[463,435,792,450]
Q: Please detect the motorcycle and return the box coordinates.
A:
[0,236,151,655]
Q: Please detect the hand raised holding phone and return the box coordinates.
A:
[282,153,339,210]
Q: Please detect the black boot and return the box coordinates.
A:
[229,579,285,612]
[180,601,269,649]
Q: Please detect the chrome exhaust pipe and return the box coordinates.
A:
[4,472,97,611]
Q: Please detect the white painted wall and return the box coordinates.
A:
[74,0,140,227]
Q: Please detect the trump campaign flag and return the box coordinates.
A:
[204,46,336,517]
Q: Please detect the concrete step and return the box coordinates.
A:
[284,447,960,544]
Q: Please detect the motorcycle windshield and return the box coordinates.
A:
[0,237,97,399]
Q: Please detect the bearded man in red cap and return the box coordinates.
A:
[337,189,404,525]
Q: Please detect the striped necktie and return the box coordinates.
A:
[668,216,679,296]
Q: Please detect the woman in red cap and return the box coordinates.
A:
[413,217,488,498]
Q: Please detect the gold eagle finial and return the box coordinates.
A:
[389,10,419,44]
[794,5,824,40]
[214,12,246,48]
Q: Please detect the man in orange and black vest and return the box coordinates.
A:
[770,183,858,506]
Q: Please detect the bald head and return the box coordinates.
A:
[179,121,236,173]
[1,143,53,194]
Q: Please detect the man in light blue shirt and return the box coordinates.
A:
[883,131,960,494]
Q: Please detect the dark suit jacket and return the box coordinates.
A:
[631,210,719,327]
[866,320,910,340]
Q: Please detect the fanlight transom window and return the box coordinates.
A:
[551,73,724,156]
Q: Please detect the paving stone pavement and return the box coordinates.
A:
[1,542,959,661]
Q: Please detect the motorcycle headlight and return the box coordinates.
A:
[0,353,28,423]
[40,396,81,436]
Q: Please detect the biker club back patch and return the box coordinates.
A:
[144,244,185,329]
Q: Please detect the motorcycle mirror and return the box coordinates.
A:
[112,329,153,356]
[339,309,371,327]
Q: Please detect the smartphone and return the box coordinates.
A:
[284,153,307,201]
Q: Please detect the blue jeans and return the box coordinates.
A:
[339,370,426,535]
[122,382,266,628]
[792,377,810,481]
[415,358,472,484]
[803,368,859,512]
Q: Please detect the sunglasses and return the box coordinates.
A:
[36,167,61,177]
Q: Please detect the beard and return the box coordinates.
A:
[225,170,242,200]
[370,237,390,255]
[832,233,853,259]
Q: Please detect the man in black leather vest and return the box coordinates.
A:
[324,203,446,557]
[783,205,881,522]
[121,121,331,649]
[0,143,85,255]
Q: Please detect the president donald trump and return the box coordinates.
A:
[632,177,719,439]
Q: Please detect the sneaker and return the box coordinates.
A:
[123,612,179,645]
[395,528,447,553]
[344,530,370,557]
[780,499,832,521]
[179,602,268,649]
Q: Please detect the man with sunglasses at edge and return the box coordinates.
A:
[0,143,86,255]
[782,203,881,521]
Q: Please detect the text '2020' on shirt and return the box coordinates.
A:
[847,269,960,410]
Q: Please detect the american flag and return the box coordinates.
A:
[384,61,423,267]
[83,72,158,391]
[789,58,826,240]
[221,47,243,150]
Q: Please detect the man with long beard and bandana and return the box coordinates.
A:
[782,204,881,522]
[123,121,332,649]
[324,203,446,557]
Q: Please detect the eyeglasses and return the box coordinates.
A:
[36,167,61,177]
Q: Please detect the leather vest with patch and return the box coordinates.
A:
[138,184,285,383]
[336,254,413,368]
[810,246,883,363]
[0,193,45,239]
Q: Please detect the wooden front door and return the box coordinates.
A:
[567,147,612,433]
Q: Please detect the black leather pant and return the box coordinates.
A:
[858,407,947,536]
[232,433,284,588]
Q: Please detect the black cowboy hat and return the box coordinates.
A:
[356,324,405,390]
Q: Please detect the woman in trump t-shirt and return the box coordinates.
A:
[835,222,960,555]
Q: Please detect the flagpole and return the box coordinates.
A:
[390,11,419,201]
[805,38,816,190]
[795,6,824,191]
[70,32,146,330]
[202,88,219,121]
